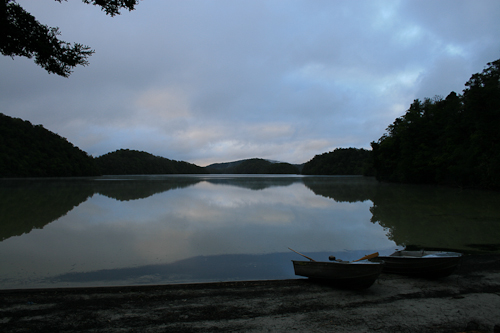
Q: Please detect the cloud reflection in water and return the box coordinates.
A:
[0,176,395,289]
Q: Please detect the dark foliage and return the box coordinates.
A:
[1,0,139,77]
[95,149,208,175]
[302,148,373,176]
[79,0,138,16]
[0,113,100,177]
[371,59,500,190]
[205,158,300,174]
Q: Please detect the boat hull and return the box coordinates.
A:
[370,251,463,278]
[292,260,384,289]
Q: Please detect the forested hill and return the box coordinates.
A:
[95,149,208,175]
[302,148,373,175]
[205,158,300,174]
[371,58,500,190]
[0,113,99,177]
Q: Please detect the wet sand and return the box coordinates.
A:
[2,254,500,332]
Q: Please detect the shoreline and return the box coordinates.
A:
[2,254,500,332]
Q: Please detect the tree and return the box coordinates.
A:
[1,0,139,77]
[95,149,209,175]
[302,148,372,176]
[0,113,100,177]
[371,58,500,190]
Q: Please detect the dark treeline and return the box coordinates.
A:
[0,113,99,177]
[371,59,500,190]
[206,158,300,174]
[95,149,208,175]
[0,114,208,177]
[302,148,373,176]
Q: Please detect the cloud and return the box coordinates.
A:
[135,87,192,120]
[2,0,500,165]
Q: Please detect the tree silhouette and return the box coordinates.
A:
[1,0,139,77]
[371,59,500,190]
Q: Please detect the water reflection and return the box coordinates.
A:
[203,175,302,190]
[95,176,201,201]
[1,175,499,289]
[51,250,381,286]
[370,183,500,252]
[303,176,379,202]
[0,179,94,241]
[0,175,324,242]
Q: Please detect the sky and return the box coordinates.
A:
[1,0,500,166]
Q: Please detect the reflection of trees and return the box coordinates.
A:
[204,177,303,190]
[370,183,500,252]
[94,175,305,201]
[0,178,203,241]
[0,176,305,241]
[0,179,94,241]
[302,176,379,203]
[4,176,499,253]
[95,176,305,199]
[95,177,202,201]
[303,176,500,252]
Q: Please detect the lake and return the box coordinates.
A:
[1,175,499,289]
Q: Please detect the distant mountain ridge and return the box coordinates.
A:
[205,158,301,174]
[95,149,208,175]
[204,160,246,172]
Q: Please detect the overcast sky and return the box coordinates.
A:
[2,0,499,166]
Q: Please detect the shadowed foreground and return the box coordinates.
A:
[1,255,500,332]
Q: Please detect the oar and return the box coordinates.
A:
[352,252,379,262]
[288,247,316,262]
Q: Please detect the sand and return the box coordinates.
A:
[1,254,500,332]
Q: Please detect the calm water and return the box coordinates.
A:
[1,175,499,289]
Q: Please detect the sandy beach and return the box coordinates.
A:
[1,254,500,332]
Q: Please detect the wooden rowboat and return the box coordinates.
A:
[292,259,384,289]
[289,249,384,289]
[369,250,463,278]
